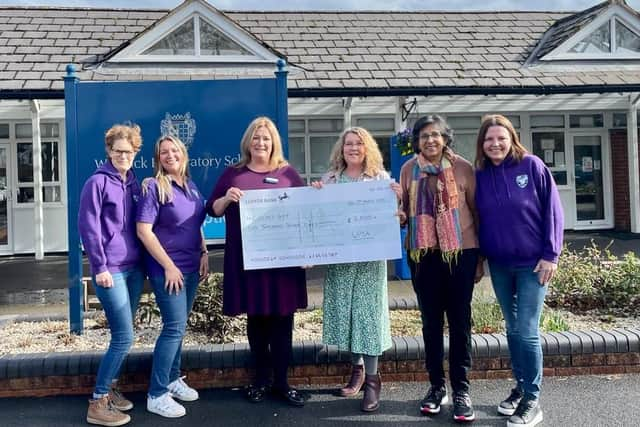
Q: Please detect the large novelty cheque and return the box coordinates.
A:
[239,180,402,270]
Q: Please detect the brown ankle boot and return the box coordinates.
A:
[87,395,130,426]
[339,364,365,397]
[361,373,381,412]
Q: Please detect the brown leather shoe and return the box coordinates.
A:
[339,364,365,397]
[361,373,381,412]
[87,395,130,426]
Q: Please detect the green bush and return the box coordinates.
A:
[549,241,640,317]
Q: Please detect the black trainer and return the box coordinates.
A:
[420,385,448,415]
[452,391,475,422]
[498,387,524,416]
[507,396,543,427]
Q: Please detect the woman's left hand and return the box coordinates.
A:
[534,259,557,285]
[199,252,209,279]
[390,181,402,200]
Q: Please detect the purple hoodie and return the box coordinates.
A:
[78,161,142,275]
[475,154,564,268]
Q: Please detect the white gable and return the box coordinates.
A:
[108,0,280,64]
[542,4,640,61]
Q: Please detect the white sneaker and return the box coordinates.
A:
[147,392,186,418]
[168,376,199,402]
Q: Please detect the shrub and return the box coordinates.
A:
[187,272,243,343]
[548,241,640,317]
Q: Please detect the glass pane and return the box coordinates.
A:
[143,19,195,55]
[569,114,603,128]
[200,18,250,55]
[43,186,61,203]
[308,119,343,133]
[288,119,305,133]
[0,147,8,245]
[371,133,391,171]
[309,136,335,174]
[530,115,564,128]
[505,115,521,128]
[574,136,604,221]
[288,136,306,174]
[616,20,640,53]
[446,116,481,130]
[0,124,8,139]
[569,21,610,53]
[355,117,394,132]
[452,133,476,164]
[532,132,567,185]
[15,123,32,138]
[42,142,59,182]
[17,143,33,183]
[40,123,59,138]
[613,113,627,128]
[17,142,59,183]
[17,187,34,203]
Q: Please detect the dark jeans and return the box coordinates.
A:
[408,249,478,393]
[246,314,294,391]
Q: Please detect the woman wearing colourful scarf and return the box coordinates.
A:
[399,115,482,423]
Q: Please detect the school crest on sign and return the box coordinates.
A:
[516,174,529,188]
[160,112,197,149]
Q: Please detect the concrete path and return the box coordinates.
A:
[1,374,638,426]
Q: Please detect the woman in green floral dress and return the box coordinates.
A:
[312,127,400,412]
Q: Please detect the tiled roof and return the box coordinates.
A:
[1,6,640,95]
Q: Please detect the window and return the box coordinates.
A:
[0,124,9,139]
[570,22,610,53]
[446,116,482,164]
[532,132,567,186]
[616,20,640,53]
[612,113,627,128]
[531,115,565,128]
[288,118,343,182]
[144,19,195,55]
[15,123,62,204]
[569,114,603,128]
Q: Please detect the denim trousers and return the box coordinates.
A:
[148,272,200,398]
[93,267,144,396]
[409,249,478,393]
[489,262,547,399]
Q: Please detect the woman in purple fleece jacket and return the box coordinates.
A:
[474,114,564,427]
[79,124,144,427]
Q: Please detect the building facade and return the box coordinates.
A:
[1,0,640,255]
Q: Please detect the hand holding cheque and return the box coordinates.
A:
[238,180,402,270]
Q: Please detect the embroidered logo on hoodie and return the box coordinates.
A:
[516,174,529,188]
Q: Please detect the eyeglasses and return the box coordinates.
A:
[419,131,443,141]
[344,142,365,147]
[111,149,135,157]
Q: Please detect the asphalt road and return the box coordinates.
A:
[2,374,638,426]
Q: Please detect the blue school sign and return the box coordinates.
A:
[64,62,289,333]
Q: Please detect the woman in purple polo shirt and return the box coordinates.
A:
[79,124,144,427]
[136,135,208,419]
[207,117,307,407]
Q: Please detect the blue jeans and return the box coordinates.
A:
[148,272,200,398]
[489,262,547,399]
[93,267,144,396]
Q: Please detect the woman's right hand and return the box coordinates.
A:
[225,187,244,203]
[94,271,114,288]
[310,180,323,189]
[164,264,184,295]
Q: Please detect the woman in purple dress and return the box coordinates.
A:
[207,117,308,407]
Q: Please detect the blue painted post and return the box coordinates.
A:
[390,133,413,280]
[64,64,84,334]
[275,59,289,156]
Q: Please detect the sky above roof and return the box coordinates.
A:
[1,0,640,12]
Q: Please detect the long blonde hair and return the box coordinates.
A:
[234,116,288,170]
[142,135,190,204]
[327,127,384,177]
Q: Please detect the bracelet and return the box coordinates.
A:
[201,249,208,256]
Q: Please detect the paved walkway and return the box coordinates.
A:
[1,374,638,426]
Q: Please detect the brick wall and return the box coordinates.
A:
[1,331,638,398]
[611,129,631,231]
